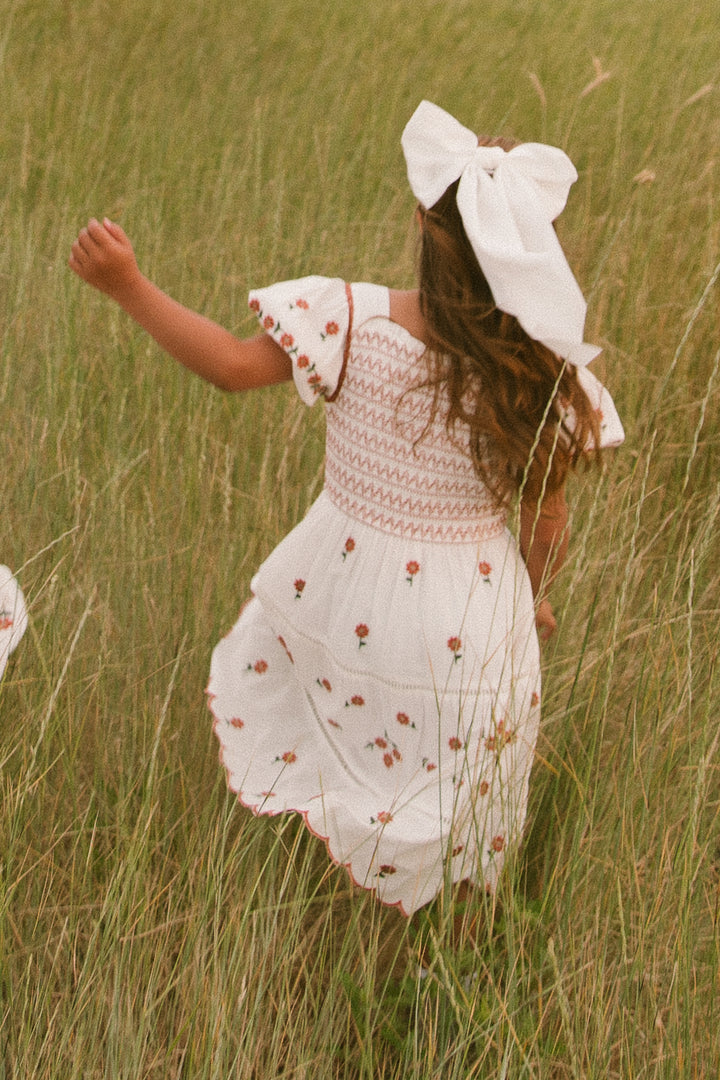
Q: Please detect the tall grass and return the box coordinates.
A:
[2,0,720,1075]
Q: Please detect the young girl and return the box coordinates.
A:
[69,100,623,918]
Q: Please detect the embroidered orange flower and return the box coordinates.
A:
[253,659,268,674]
[376,811,393,825]
[375,736,388,749]
[479,780,489,796]
[478,561,492,580]
[355,623,369,646]
[378,864,397,877]
[295,298,309,309]
[263,314,275,330]
[328,718,341,728]
[485,719,515,753]
[383,752,394,768]
[342,537,355,560]
[531,691,540,707]
[392,747,402,762]
[448,736,463,751]
[318,677,332,693]
[249,298,261,312]
[308,372,322,386]
[297,354,310,368]
[350,694,365,706]
[396,712,410,726]
[452,844,464,857]
[280,332,294,349]
[294,579,305,598]
[406,560,420,584]
[491,835,505,853]
[447,636,462,660]
[229,717,244,729]
[426,762,437,772]
[281,751,297,764]
[0,616,13,631]
[324,321,339,336]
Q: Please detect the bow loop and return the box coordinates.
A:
[400,99,477,209]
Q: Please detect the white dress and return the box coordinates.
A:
[207,276,624,916]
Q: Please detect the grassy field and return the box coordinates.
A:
[2,0,720,1075]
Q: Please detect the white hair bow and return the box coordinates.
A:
[401,100,600,366]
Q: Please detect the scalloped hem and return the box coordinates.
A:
[208,692,414,917]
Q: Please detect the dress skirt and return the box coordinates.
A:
[207,490,540,916]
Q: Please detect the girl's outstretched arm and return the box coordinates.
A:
[69,218,292,391]
[519,487,569,641]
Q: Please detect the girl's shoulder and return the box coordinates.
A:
[387,289,429,346]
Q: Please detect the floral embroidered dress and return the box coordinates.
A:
[207,276,624,916]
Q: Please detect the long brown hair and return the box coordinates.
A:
[415,137,600,507]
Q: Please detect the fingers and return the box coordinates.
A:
[69,219,105,269]
[71,218,121,259]
[68,215,139,296]
[69,218,116,268]
[84,217,116,251]
[102,217,128,244]
[84,218,104,246]
[535,599,557,642]
[69,226,99,280]
[68,234,90,279]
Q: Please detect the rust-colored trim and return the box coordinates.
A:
[325,281,353,404]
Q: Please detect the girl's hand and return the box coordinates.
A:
[535,598,557,642]
[69,218,141,301]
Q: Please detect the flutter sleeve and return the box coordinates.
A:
[248,276,350,405]
[560,364,624,450]
[575,365,625,449]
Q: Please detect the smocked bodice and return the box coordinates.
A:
[324,320,507,543]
